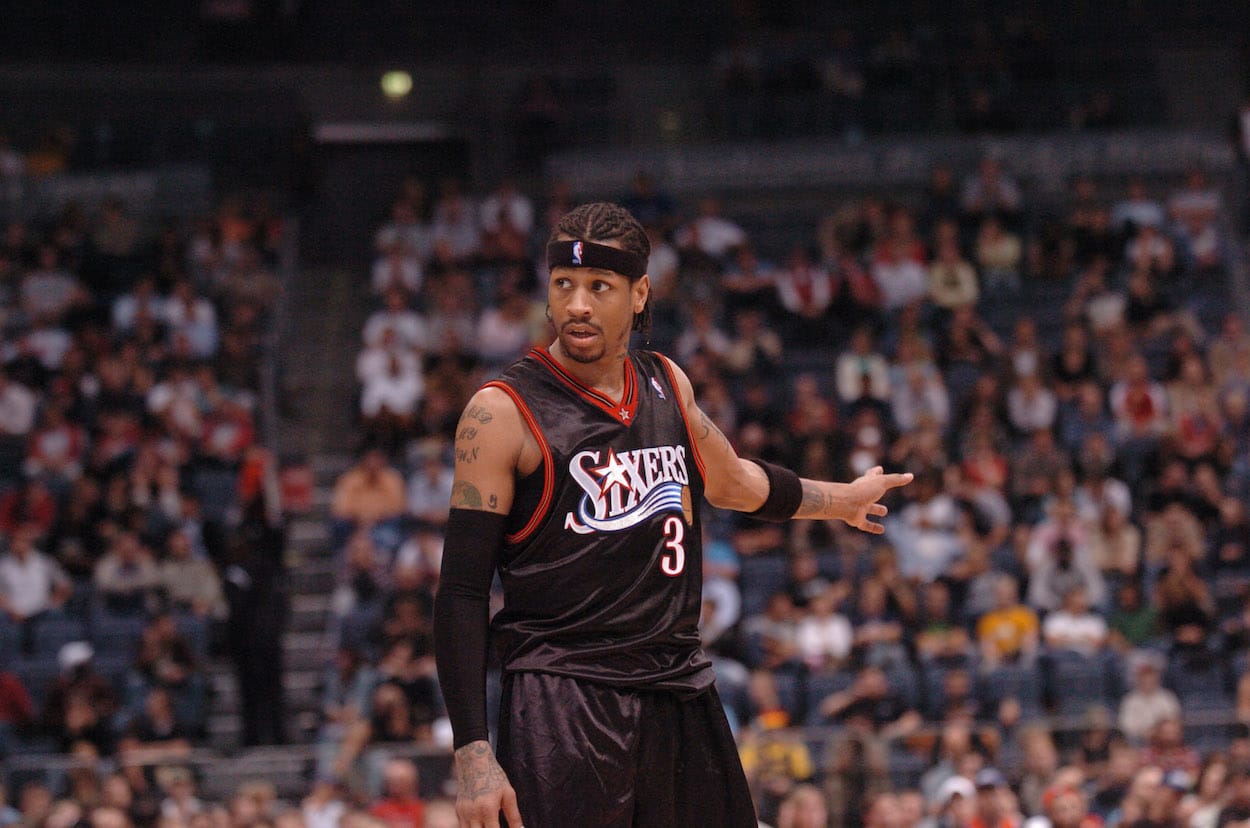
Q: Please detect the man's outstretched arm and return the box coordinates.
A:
[432,386,525,828]
[663,356,912,530]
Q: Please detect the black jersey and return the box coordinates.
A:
[484,347,714,693]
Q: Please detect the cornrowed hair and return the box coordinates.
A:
[549,202,652,334]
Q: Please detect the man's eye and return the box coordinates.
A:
[592,281,610,292]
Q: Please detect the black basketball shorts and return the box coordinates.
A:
[496,671,758,828]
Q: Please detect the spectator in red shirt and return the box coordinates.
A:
[0,669,34,756]
[368,758,425,828]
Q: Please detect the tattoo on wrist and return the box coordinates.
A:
[799,481,832,516]
[455,741,506,798]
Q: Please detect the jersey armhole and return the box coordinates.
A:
[482,380,554,544]
[656,356,707,483]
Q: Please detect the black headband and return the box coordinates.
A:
[546,240,647,281]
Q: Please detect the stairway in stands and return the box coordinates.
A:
[197,264,370,798]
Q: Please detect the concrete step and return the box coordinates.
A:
[288,560,337,595]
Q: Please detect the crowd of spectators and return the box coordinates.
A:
[0,185,303,818]
[327,152,1249,827]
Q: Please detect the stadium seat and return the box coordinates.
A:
[13,658,62,716]
[29,614,85,659]
[738,554,789,618]
[771,670,802,722]
[804,669,856,726]
[90,612,147,661]
[1045,652,1116,717]
[1166,652,1232,713]
[0,618,18,663]
[978,663,1045,718]
[174,613,212,662]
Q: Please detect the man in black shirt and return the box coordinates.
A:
[433,202,911,828]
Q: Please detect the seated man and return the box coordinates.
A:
[1042,585,1108,657]
[0,523,72,647]
[93,532,159,616]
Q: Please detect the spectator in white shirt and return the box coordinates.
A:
[835,326,891,406]
[479,180,534,238]
[374,199,432,260]
[163,281,218,358]
[0,523,72,624]
[363,288,427,351]
[961,156,1023,220]
[675,197,747,260]
[0,368,37,438]
[775,245,834,321]
[356,328,421,387]
[430,192,481,262]
[1042,585,1108,656]
[21,244,85,323]
[360,353,423,424]
[1007,372,1058,434]
[406,440,454,528]
[891,363,950,431]
[371,244,424,297]
[1111,178,1166,233]
[1118,653,1180,744]
[112,277,166,333]
[795,588,854,672]
[475,291,535,368]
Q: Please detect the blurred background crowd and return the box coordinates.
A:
[1,2,1250,828]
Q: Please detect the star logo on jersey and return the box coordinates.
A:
[619,407,631,422]
[591,449,632,499]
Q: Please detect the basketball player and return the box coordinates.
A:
[433,202,912,828]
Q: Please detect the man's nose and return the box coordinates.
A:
[566,286,592,316]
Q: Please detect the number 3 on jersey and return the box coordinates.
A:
[660,515,685,576]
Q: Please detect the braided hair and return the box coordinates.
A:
[549,202,652,333]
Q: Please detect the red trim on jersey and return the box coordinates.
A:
[658,356,707,483]
[483,380,554,545]
[530,347,639,426]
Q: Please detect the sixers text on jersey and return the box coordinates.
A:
[564,445,690,534]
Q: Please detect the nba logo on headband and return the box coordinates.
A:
[572,241,583,265]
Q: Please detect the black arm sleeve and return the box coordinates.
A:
[433,507,507,749]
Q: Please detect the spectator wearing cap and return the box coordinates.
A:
[1021,785,1092,828]
[931,775,977,828]
[1118,652,1180,744]
[41,642,118,754]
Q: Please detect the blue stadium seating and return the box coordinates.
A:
[29,614,85,659]
[1046,652,1117,717]
[90,612,146,661]
[738,554,789,618]
[978,663,1045,718]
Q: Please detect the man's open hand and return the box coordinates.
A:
[843,466,913,534]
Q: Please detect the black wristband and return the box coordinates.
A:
[746,460,804,522]
[433,508,507,749]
